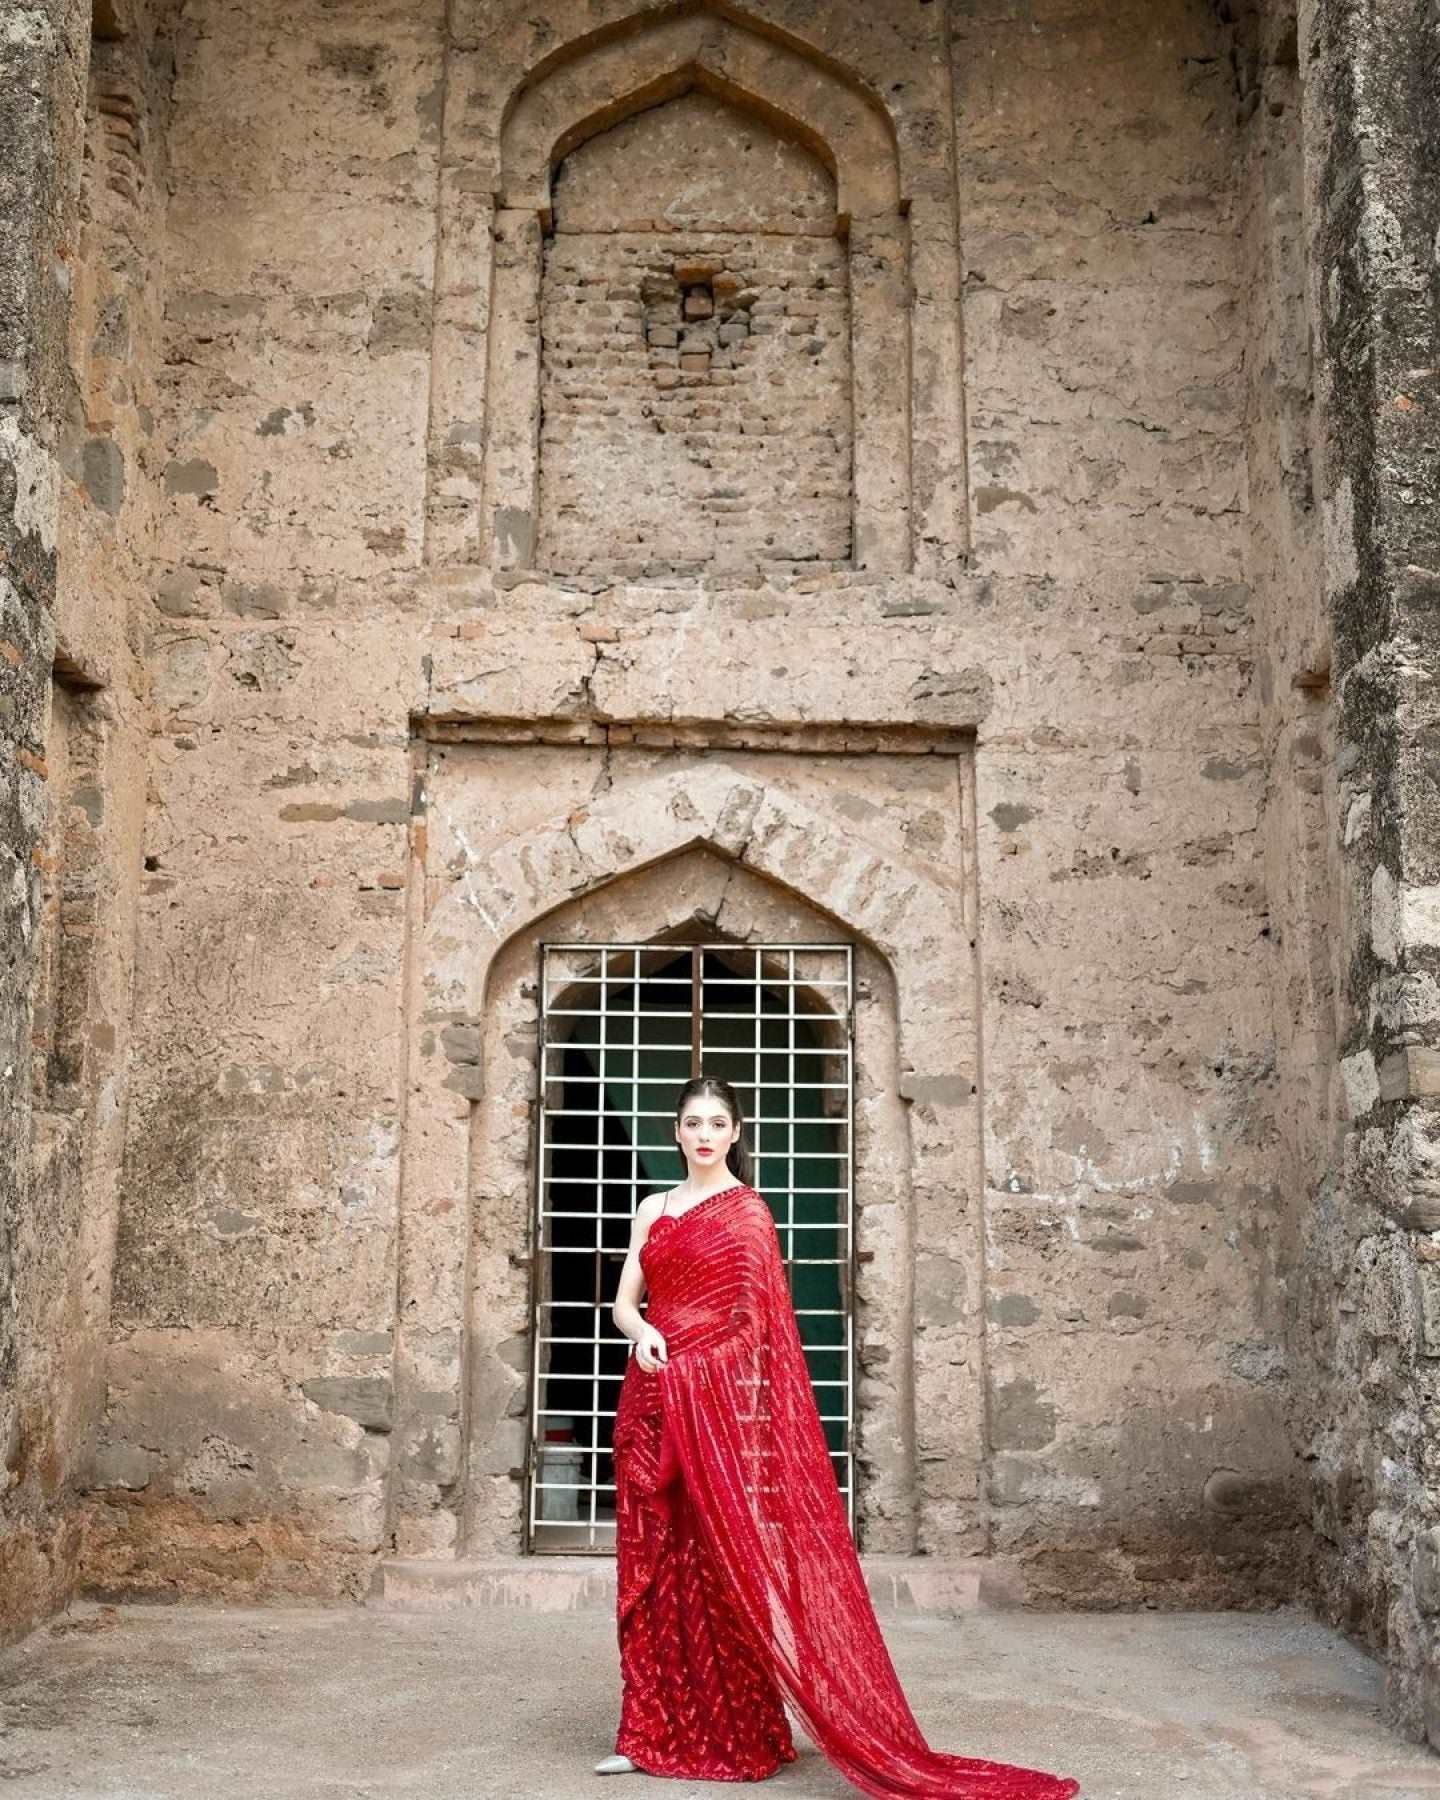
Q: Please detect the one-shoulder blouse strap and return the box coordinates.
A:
[659,1187,670,1219]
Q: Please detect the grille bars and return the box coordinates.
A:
[524,941,857,1554]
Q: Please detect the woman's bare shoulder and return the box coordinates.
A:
[628,1191,669,1256]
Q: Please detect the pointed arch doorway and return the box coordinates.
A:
[525,939,855,1554]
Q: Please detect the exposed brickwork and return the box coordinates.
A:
[536,94,852,579]
[538,233,851,576]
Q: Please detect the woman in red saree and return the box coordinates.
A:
[601,1076,1082,1798]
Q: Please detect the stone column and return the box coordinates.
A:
[0,0,93,1643]
[424,177,497,569]
[847,220,912,574]
[479,209,543,573]
[1297,0,1440,1745]
[907,179,970,574]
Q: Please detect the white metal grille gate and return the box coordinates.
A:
[525,941,856,1554]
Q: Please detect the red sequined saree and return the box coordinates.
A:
[611,1181,1082,1798]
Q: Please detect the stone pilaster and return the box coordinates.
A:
[1296,0,1440,1743]
[0,0,93,1644]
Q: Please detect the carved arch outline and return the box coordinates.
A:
[392,750,978,1558]
[423,0,968,573]
[457,840,919,1555]
[499,3,903,232]
[429,759,957,1002]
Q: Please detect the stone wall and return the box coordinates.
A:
[1,0,158,1646]
[63,0,1323,1618]
[4,0,1433,1743]
[947,0,1296,1602]
[1290,0,1440,1746]
[2,0,83,1646]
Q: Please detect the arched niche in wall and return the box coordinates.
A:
[479,5,915,578]
[535,91,854,580]
[452,845,919,1559]
[387,741,986,1561]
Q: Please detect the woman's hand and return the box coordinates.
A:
[634,1323,669,1372]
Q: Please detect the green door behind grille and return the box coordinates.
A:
[528,942,855,1554]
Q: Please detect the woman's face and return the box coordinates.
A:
[674,1097,740,1174]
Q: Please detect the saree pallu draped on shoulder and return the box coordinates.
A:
[613,1183,1082,1800]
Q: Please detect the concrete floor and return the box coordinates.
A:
[1,1600,1439,1799]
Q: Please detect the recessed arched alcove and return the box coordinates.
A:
[523,933,854,1551]
[451,839,919,1559]
[536,89,854,579]
[386,736,988,1563]
[454,1,954,580]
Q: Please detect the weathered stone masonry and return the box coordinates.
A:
[1,0,1438,1760]
[537,91,854,578]
[1,0,131,1640]
[1290,0,1440,1741]
[2,0,162,1642]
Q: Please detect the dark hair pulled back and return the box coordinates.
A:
[674,1074,752,1187]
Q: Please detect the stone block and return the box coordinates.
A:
[1414,1528,1440,1614]
[301,1376,395,1432]
[86,1443,157,1491]
[440,1022,482,1064]
[1415,1261,1440,1358]
[442,1062,485,1100]
[990,1378,1057,1451]
[154,571,207,617]
[1379,1048,1440,1100]
[82,436,126,513]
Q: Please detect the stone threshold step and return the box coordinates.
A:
[369,1555,1027,1614]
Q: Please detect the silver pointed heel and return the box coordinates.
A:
[594,1752,637,1774]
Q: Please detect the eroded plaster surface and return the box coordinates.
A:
[4,0,1435,1751]
[66,0,1309,1622]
